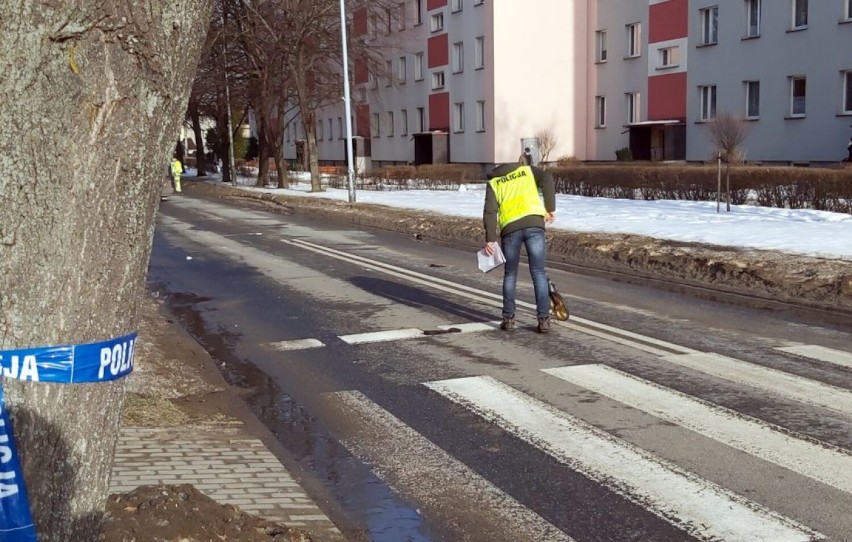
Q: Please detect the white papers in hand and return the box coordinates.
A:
[477,244,506,273]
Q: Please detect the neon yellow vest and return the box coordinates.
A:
[488,165,545,229]
[171,160,182,176]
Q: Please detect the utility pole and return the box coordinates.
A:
[339,0,356,203]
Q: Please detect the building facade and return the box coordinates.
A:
[283,0,852,168]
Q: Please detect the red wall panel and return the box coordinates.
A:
[353,8,368,37]
[428,34,449,68]
[356,104,371,138]
[354,57,368,85]
[427,0,447,10]
[429,92,449,131]
[649,0,688,43]
[648,72,687,121]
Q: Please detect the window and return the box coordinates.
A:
[847,0,852,20]
[595,96,606,128]
[745,81,760,119]
[790,76,806,116]
[476,100,485,131]
[453,102,464,132]
[626,23,641,57]
[474,36,485,68]
[699,85,717,121]
[701,7,719,45]
[452,42,464,73]
[432,70,445,89]
[338,117,344,139]
[792,0,808,29]
[626,92,640,124]
[328,119,333,140]
[474,0,483,5]
[372,113,380,137]
[369,72,377,89]
[595,30,607,62]
[395,3,406,31]
[844,71,852,114]
[451,0,462,12]
[398,56,407,82]
[659,46,679,68]
[385,60,393,86]
[746,0,761,37]
[387,111,395,136]
[431,12,444,32]
[415,52,424,80]
[401,109,408,135]
[357,87,366,102]
[415,0,423,25]
[416,107,425,132]
[318,120,323,140]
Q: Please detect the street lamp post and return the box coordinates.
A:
[339,0,356,203]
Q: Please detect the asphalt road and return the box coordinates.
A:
[148,192,852,542]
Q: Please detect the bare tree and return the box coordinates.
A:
[707,112,749,212]
[536,127,560,164]
[0,2,212,540]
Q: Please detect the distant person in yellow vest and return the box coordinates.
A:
[171,157,182,193]
[483,161,556,333]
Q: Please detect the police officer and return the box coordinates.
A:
[482,161,556,333]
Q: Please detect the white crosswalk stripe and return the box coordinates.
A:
[660,352,852,416]
[425,375,824,542]
[544,364,852,494]
[776,344,852,369]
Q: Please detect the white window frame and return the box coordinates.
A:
[371,113,380,137]
[453,102,464,133]
[431,12,444,32]
[318,119,324,140]
[476,100,485,132]
[387,111,395,136]
[746,0,761,37]
[474,36,485,69]
[415,0,423,25]
[745,81,760,119]
[474,0,483,5]
[451,0,463,13]
[699,85,717,121]
[338,117,343,139]
[659,46,679,68]
[626,23,641,57]
[846,0,852,21]
[398,56,407,82]
[701,6,719,45]
[595,30,607,63]
[626,92,640,124]
[595,96,607,128]
[844,71,852,114]
[385,60,393,86]
[328,119,333,140]
[395,2,406,31]
[792,0,808,29]
[432,70,445,90]
[401,109,408,135]
[369,72,377,89]
[790,76,807,116]
[415,52,424,80]
[416,107,425,132]
[452,42,464,73]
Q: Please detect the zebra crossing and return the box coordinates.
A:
[319,338,851,542]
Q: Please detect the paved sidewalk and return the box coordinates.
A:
[110,424,341,539]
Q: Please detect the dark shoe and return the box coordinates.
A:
[500,316,515,331]
[537,316,551,334]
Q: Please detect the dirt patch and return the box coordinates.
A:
[188,182,852,312]
[100,485,313,542]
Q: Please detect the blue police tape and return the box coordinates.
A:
[0,333,137,542]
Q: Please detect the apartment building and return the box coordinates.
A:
[283,0,852,168]
[593,0,852,164]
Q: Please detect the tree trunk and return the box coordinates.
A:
[0,2,213,540]
[190,101,208,176]
[304,111,322,192]
[725,162,731,212]
[256,115,270,187]
[275,148,290,189]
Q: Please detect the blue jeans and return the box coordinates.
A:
[501,227,550,319]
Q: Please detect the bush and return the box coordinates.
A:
[365,164,483,190]
[615,147,633,161]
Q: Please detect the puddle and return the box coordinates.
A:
[153,282,435,542]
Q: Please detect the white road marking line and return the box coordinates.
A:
[321,390,575,542]
[544,364,852,494]
[266,339,326,351]
[776,345,852,369]
[661,352,852,416]
[437,322,498,333]
[425,376,822,542]
[339,328,425,344]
